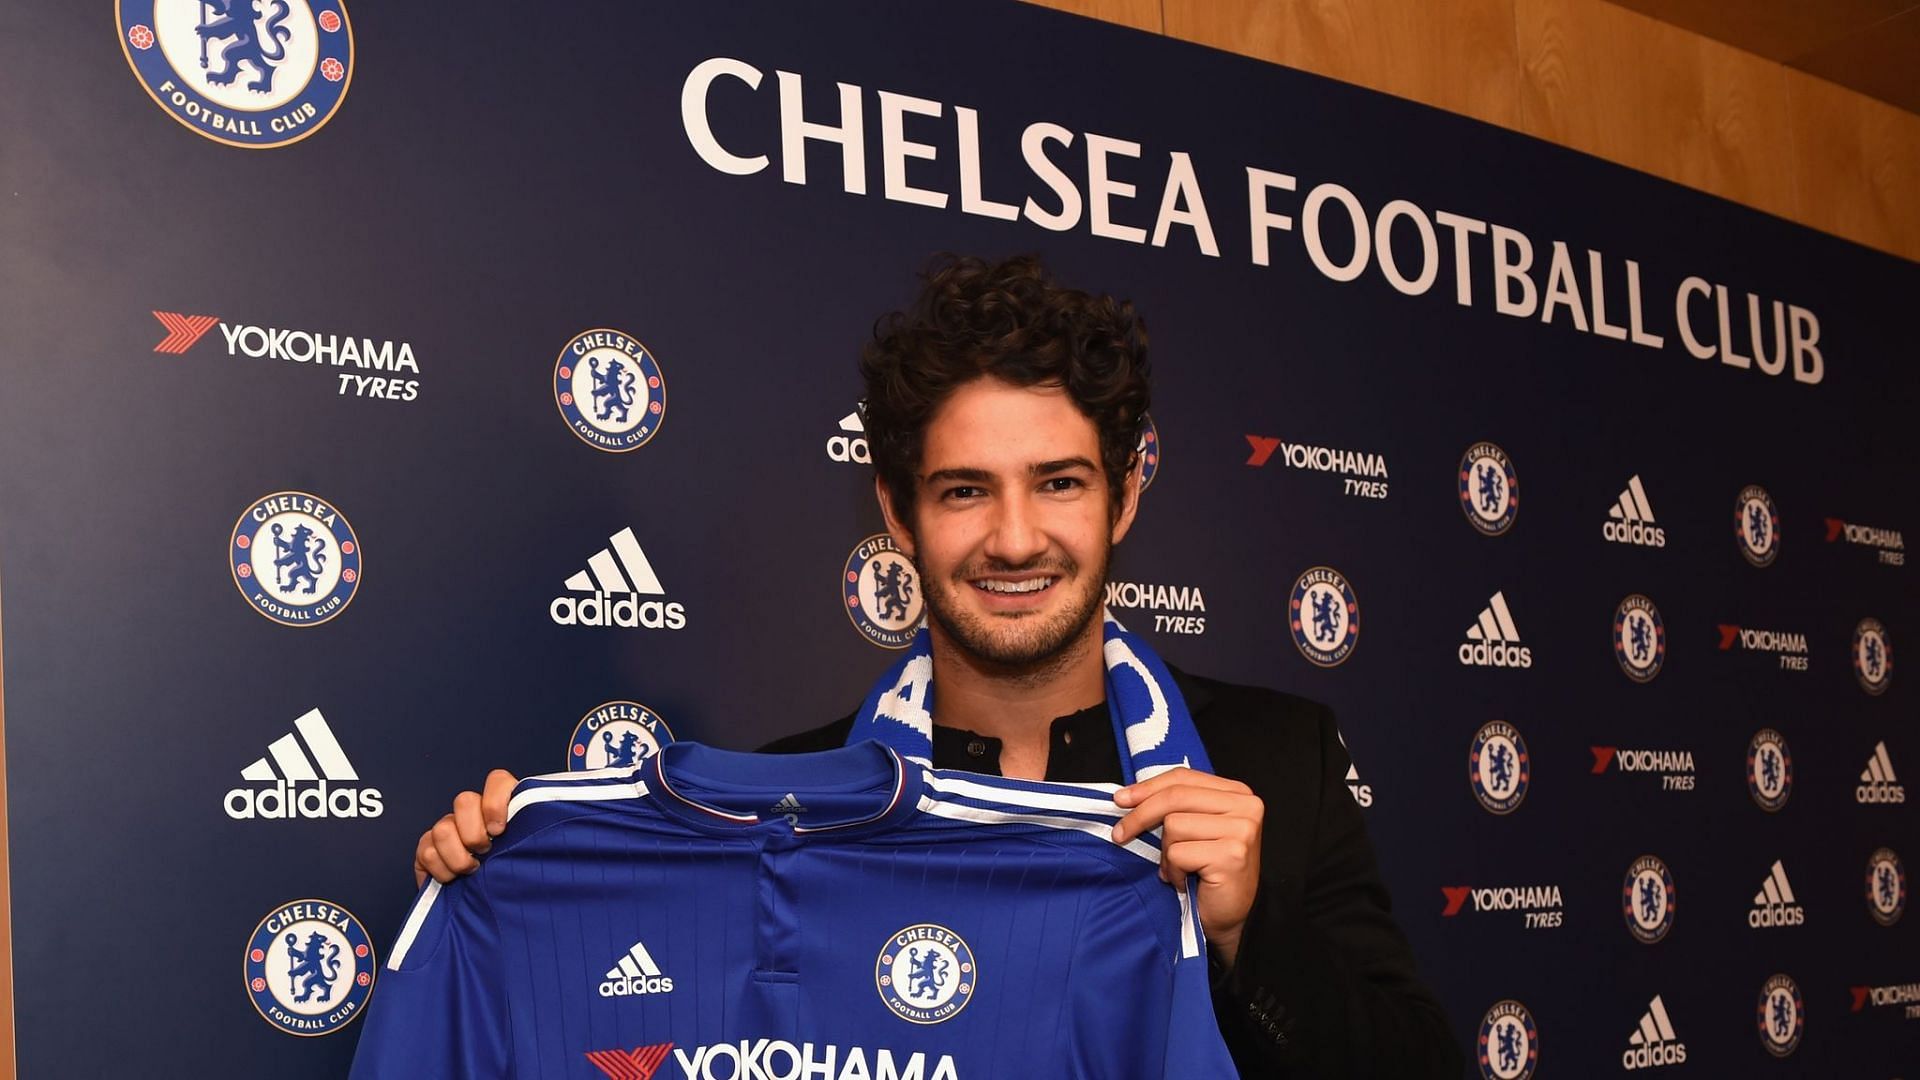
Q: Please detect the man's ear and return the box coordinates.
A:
[875,474,916,558]
[1110,454,1143,545]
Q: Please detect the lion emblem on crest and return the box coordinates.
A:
[195,0,295,92]
[286,930,341,1004]
[271,521,329,595]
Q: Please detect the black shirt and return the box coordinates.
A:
[764,701,1127,782]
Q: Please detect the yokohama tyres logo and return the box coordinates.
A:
[152,310,221,352]
[585,1042,673,1079]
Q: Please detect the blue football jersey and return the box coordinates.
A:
[351,740,1237,1079]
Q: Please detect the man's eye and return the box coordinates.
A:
[943,486,983,501]
[1043,477,1083,492]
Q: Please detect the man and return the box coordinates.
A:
[416,255,1461,1077]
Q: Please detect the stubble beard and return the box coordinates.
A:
[920,544,1109,687]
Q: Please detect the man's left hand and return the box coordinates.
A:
[1111,768,1263,965]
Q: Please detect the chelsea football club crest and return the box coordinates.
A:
[1289,566,1359,667]
[1612,594,1665,683]
[568,700,674,772]
[1476,999,1538,1080]
[1734,484,1781,567]
[1746,728,1793,812]
[1136,413,1160,492]
[1866,848,1907,927]
[1622,854,1677,944]
[875,924,975,1025]
[1756,974,1804,1058]
[1853,618,1892,695]
[1469,721,1530,815]
[1458,441,1518,537]
[230,491,360,627]
[244,898,375,1036]
[554,329,667,453]
[845,534,922,650]
[117,0,353,150]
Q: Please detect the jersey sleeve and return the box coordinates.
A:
[348,878,510,1080]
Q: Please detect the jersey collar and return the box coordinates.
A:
[645,739,927,838]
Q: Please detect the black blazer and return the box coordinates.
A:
[761,667,1464,1078]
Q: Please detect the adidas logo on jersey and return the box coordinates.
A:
[769,793,809,821]
[1621,995,1687,1069]
[826,409,870,463]
[599,939,675,997]
[1858,742,1906,803]
[224,709,383,819]
[1748,861,1806,927]
[549,526,688,630]
[1602,475,1666,547]
[1458,592,1533,668]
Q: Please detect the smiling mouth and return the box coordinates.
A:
[972,577,1058,595]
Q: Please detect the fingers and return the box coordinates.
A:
[1159,838,1253,884]
[481,770,518,836]
[1113,767,1244,807]
[426,813,481,882]
[413,771,520,887]
[1111,784,1262,844]
[453,791,492,855]
[415,820,458,885]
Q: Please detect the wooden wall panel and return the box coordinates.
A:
[1023,0,1920,262]
[1022,0,1161,34]
[1787,74,1920,260]
[1514,0,1800,222]
[1604,0,1914,66]
[1161,0,1523,129]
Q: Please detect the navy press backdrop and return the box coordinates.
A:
[1,1,1916,1076]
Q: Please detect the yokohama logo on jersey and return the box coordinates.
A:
[585,1040,960,1080]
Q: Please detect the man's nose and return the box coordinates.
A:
[982,494,1047,565]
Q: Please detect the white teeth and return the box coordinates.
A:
[976,578,1054,595]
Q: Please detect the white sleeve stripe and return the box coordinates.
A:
[1178,880,1201,959]
[506,779,649,823]
[916,797,1161,862]
[387,880,442,971]
[926,774,1126,818]
[513,766,644,788]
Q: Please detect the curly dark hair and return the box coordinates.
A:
[861,254,1151,528]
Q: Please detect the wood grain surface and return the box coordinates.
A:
[1024,0,1920,260]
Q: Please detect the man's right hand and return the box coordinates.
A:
[413,769,520,887]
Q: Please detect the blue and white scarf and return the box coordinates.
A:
[846,611,1213,783]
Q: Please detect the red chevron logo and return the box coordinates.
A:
[1440,886,1471,916]
[1851,985,1870,1012]
[1590,746,1618,774]
[1718,625,1740,650]
[584,1042,673,1080]
[1244,435,1281,467]
[152,311,220,354]
[1826,518,1846,542]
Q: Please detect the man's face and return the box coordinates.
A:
[880,378,1139,669]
